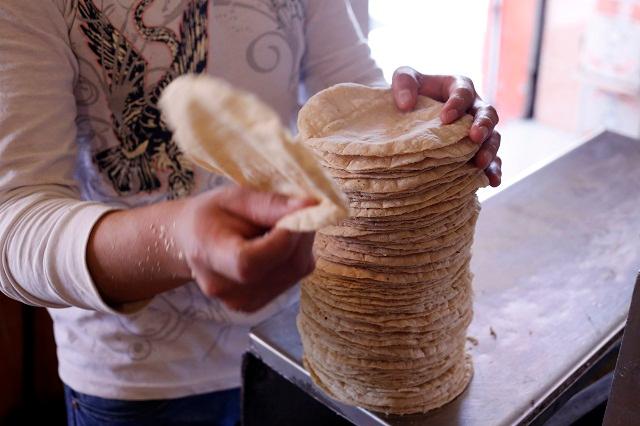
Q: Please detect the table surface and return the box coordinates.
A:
[249,131,640,426]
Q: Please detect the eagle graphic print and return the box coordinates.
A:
[77,0,208,199]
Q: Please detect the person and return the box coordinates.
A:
[0,1,501,425]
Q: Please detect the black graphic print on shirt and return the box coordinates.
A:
[77,0,208,199]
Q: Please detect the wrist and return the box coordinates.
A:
[166,198,195,282]
[88,199,194,305]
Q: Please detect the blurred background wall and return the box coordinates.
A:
[366,0,640,197]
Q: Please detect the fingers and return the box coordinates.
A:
[197,186,317,285]
[412,74,477,123]
[185,186,318,310]
[439,76,476,124]
[485,157,502,187]
[223,266,296,312]
[215,186,316,228]
[469,130,501,186]
[202,232,317,313]
[469,100,499,143]
[206,224,298,283]
[391,67,421,111]
[234,229,301,282]
[231,232,316,312]
[474,131,501,169]
[393,69,500,146]
[290,232,317,277]
[233,230,315,285]
[189,255,239,298]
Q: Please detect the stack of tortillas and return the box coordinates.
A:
[296,83,488,415]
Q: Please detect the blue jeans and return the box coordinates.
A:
[64,385,240,426]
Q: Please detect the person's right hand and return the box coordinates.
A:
[174,186,317,313]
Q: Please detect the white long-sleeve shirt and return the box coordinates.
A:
[0,0,383,399]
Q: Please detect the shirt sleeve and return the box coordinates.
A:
[301,0,387,98]
[0,1,120,313]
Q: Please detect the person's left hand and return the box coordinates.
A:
[391,66,502,187]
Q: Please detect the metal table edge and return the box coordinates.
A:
[249,329,391,425]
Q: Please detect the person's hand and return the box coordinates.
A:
[175,186,317,313]
[391,66,502,187]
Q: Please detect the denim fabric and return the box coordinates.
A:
[64,385,240,426]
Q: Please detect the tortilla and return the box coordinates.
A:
[159,74,349,231]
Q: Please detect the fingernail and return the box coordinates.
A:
[287,197,306,208]
[475,152,487,168]
[398,89,412,107]
[445,109,458,123]
[288,197,315,208]
[477,126,489,141]
[481,151,491,166]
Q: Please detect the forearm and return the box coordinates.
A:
[0,187,121,311]
[87,198,193,306]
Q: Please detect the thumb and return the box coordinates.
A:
[218,187,317,228]
[392,66,421,111]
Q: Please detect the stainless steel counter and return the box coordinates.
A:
[248,131,640,425]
